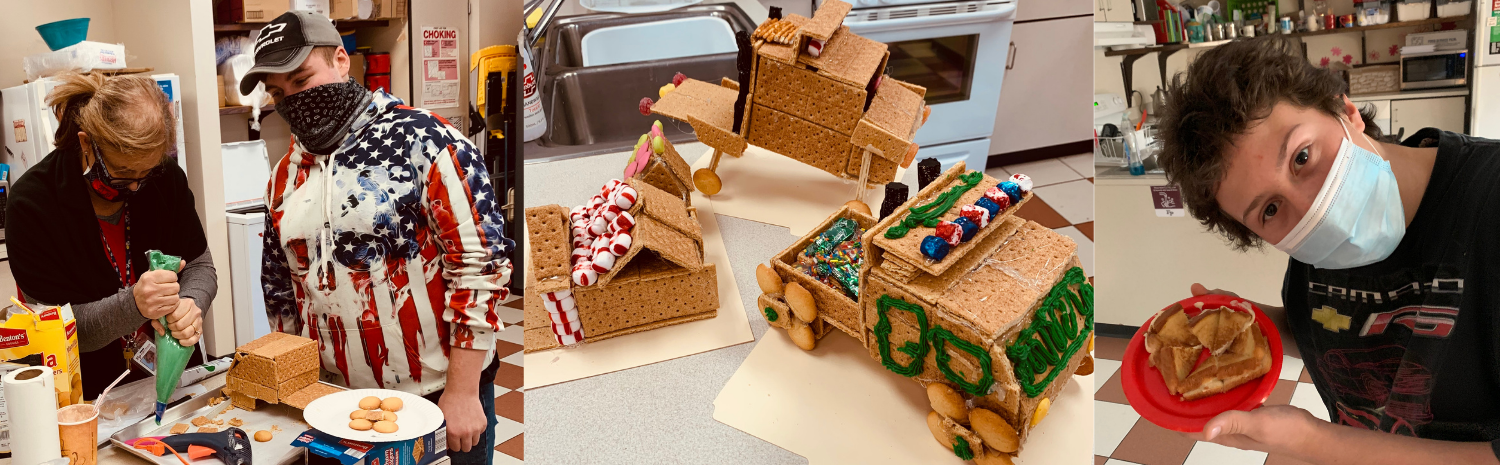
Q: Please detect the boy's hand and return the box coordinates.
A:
[438,390,486,452]
[1186,405,1322,456]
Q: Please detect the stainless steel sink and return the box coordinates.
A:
[524,4,757,161]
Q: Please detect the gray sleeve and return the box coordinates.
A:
[26,288,147,353]
[177,249,218,313]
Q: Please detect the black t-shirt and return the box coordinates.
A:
[1283,129,1500,458]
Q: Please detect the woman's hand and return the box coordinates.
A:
[134,270,180,319]
[151,298,202,347]
[1186,405,1322,457]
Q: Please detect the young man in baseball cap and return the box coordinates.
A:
[248,11,513,464]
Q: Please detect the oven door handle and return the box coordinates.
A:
[845,3,1017,34]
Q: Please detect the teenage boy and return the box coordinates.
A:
[245,11,513,464]
[1155,36,1500,464]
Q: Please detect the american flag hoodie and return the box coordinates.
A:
[262,90,513,395]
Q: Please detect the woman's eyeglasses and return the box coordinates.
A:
[90,142,164,190]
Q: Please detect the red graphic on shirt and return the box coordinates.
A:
[287,239,312,271]
[1319,345,1433,436]
[388,259,425,383]
[1359,305,1459,338]
[353,271,390,388]
[326,314,352,386]
[308,311,323,353]
[419,238,452,356]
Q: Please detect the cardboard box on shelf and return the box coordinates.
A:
[373,0,406,19]
[216,0,292,23]
[329,0,357,19]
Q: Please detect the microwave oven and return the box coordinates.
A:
[1400,50,1468,90]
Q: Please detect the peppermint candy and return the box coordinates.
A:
[610,232,633,255]
[612,211,636,234]
[573,261,598,286]
[591,250,616,273]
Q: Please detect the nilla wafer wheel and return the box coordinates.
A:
[1076,354,1095,376]
[1030,397,1051,428]
[693,168,722,195]
[926,383,968,424]
[755,263,784,295]
[844,200,872,217]
[784,282,818,323]
[788,317,816,351]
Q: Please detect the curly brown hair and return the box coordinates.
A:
[1156,35,1383,250]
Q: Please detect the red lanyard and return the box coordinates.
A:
[100,206,134,287]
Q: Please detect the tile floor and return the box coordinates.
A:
[1093,335,1326,465]
[493,296,527,463]
[987,153,1095,277]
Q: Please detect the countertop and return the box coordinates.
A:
[525,143,922,464]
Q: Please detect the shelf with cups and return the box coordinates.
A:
[1104,14,1472,108]
[213,19,391,32]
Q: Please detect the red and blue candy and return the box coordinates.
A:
[934,221,963,246]
[920,235,951,261]
[952,217,979,242]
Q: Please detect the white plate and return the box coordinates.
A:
[303,389,443,442]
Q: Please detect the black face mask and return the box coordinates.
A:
[277,78,371,155]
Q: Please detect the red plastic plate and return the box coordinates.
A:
[1121,294,1283,433]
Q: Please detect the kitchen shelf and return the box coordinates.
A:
[214,19,390,32]
[1104,14,1472,107]
[1105,15,1471,57]
[219,104,275,115]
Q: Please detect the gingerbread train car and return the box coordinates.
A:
[756,163,1094,462]
[645,0,929,196]
[523,132,718,352]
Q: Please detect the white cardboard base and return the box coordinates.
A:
[714,328,1095,464]
[523,194,755,388]
[689,146,903,237]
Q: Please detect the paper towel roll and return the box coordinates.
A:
[5,367,61,465]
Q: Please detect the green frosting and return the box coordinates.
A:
[884,171,984,239]
[952,436,975,460]
[1005,267,1094,398]
[930,326,995,396]
[147,250,182,272]
[764,307,778,322]
[873,295,929,378]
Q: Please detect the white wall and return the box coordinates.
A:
[0,0,121,86]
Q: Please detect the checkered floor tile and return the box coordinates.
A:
[986,153,1094,278]
[494,296,526,462]
[1093,335,1318,465]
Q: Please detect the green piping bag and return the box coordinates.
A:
[147,250,194,425]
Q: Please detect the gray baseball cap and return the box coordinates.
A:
[239,10,344,95]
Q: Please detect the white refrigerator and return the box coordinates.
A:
[1471,1,1500,138]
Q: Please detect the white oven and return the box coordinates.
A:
[845,0,1016,172]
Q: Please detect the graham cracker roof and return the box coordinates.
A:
[525,205,572,283]
[801,0,851,41]
[236,332,312,358]
[593,180,704,287]
[934,220,1079,340]
[797,26,887,88]
[650,79,746,155]
[863,77,924,139]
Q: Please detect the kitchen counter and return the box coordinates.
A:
[525,143,922,464]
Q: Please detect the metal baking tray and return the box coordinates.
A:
[108,383,344,465]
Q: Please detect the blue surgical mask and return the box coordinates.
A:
[1273,119,1406,269]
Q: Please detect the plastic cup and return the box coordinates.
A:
[57,403,98,465]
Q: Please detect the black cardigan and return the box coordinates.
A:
[6,145,208,311]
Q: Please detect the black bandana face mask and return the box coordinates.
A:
[277,78,370,155]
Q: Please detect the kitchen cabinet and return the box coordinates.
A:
[1391,96,1466,136]
[1095,0,1135,22]
[1357,100,1392,135]
[1019,0,1092,22]
[990,16,1094,154]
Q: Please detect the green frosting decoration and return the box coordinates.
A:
[1006,267,1094,398]
[884,171,985,239]
[930,326,996,396]
[873,295,929,377]
[952,436,975,460]
[764,307,778,322]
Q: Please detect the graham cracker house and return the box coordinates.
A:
[650,0,927,190]
[523,179,718,352]
[757,163,1093,460]
[225,332,338,410]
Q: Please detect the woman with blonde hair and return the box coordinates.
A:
[5,72,214,399]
